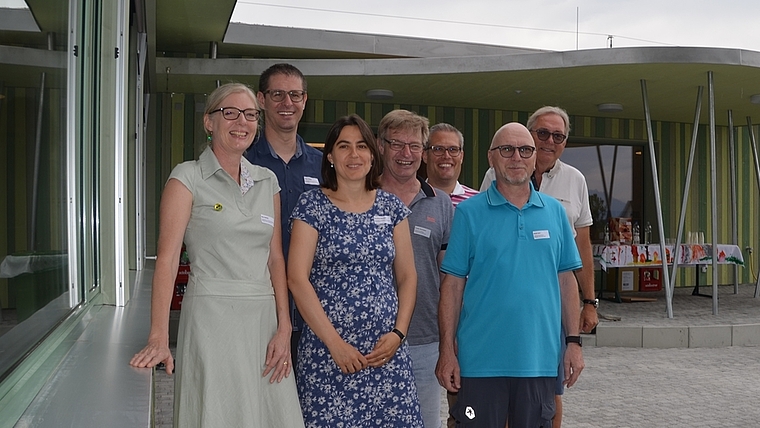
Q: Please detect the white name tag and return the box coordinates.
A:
[374,215,392,225]
[304,176,319,186]
[260,214,275,227]
[533,230,550,240]
[413,226,432,238]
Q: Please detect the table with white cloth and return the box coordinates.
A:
[0,253,68,279]
[593,243,744,301]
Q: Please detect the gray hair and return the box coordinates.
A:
[527,106,571,135]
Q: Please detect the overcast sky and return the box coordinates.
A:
[232,0,760,52]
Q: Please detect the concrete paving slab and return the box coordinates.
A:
[642,325,688,348]
[689,325,732,347]
[153,284,760,426]
[732,323,760,346]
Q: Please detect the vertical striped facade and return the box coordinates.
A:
[145,95,760,286]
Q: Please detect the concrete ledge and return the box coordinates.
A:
[596,326,642,347]
[580,333,596,347]
[593,323,760,348]
[642,326,688,348]
[689,325,733,347]
[732,324,760,346]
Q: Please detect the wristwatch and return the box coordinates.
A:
[391,328,406,344]
[565,335,582,347]
[583,298,599,309]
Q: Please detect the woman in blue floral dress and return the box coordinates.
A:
[288,114,423,427]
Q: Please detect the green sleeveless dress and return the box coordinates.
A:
[170,147,303,427]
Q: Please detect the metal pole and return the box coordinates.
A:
[728,111,739,293]
[595,147,612,218]
[708,71,719,315]
[640,79,674,318]
[746,116,760,298]
[31,72,46,251]
[30,33,55,250]
[668,86,703,302]
[609,146,619,211]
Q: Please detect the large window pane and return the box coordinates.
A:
[562,145,643,243]
[0,0,72,380]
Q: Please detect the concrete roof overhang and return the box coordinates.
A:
[158,43,760,126]
[148,0,760,127]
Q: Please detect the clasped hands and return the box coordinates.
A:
[329,331,402,374]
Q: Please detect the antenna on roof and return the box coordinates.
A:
[576,7,579,50]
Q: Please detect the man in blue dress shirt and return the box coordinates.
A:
[245,63,322,364]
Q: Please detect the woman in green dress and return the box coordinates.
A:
[130,83,303,427]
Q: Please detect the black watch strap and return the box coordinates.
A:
[565,335,582,347]
[583,298,598,308]
[392,328,406,344]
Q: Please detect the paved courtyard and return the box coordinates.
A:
[155,284,760,427]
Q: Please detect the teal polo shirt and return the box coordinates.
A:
[441,182,581,378]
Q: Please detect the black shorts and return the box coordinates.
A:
[451,377,555,427]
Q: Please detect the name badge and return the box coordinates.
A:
[533,230,550,240]
[374,215,392,225]
[304,176,319,186]
[413,226,431,238]
[260,214,274,227]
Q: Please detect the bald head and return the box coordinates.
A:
[490,122,535,150]
[488,122,536,188]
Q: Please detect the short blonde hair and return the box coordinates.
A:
[377,109,430,144]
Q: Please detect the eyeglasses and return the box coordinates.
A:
[490,145,536,159]
[426,145,462,157]
[263,90,306,103]
[383,138,425,153]
[211,107,260,122]
[531,128,567,144]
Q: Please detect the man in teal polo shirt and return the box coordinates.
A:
[436,123,584,427]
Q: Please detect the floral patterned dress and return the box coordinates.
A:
[290,188,423,428]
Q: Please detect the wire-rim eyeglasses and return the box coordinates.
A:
[263,90,306,103]
[383,138,425,153]
[425,145,462,157]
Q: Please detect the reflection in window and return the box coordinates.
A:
[0,0,71,380]
[562,145,642,243]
